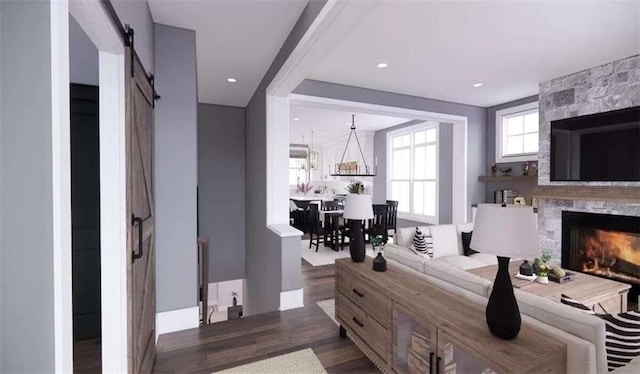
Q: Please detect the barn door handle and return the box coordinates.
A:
[131,214,144,262]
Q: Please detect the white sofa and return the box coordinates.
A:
[385,223,640,374]
[394,223,499,270]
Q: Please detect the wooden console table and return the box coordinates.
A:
[336,258,566,373]
[469,260,631,313]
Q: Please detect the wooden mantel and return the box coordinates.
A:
[533,185,640,203]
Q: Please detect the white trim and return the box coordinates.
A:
[279,288,304,311]
[386,123,439,225]
[495,101,539,163]
[452,121,468,223]
[156,307,200,341]
[98,51,128,373]
[70,1,129,371]
[51,1,73,372]
[268,224,303,238]
[266,95,291,225]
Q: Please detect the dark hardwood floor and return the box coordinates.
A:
[153,259,378,373]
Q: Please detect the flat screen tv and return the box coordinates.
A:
[550,106,640,181]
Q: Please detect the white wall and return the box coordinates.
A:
[154,24,198,313]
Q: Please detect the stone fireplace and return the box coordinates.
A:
[561,211,640,285]
[535,55,640,305]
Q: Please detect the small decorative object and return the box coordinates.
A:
[530,162,538,176]
[536,262,549,284]
[297,182,313,195]
[499,166,512,176]
[343,194,373,262]
[522,162,530,176]
[346,180,365,194]
[371,235,386,271]
[227,291,243,320]
[471,205,540,339]
[519,260,534,276]
[548,266,574,283]
[491,163,498,177]
[513,196,527,206]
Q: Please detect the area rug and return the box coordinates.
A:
[316,298,337,325]
[214,348,327,374]
[301,240,376,267]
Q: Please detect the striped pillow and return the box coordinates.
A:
[412,228,434,259]
[561,294,640,371]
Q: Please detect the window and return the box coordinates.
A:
[289,157,307,186]
[495,101,539,163]
[387,124,438,222]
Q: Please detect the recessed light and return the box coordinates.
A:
[227,78,237,83]
[377,62,388,69]
[473,83,483,87]
[293,118,300,121]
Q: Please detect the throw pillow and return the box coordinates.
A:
[461,231,478,256]
[412,227,434,259]
[561,294,640,371]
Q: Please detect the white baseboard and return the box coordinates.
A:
[280,288,304,311]
[156,306,199,342]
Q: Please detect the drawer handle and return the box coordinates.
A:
[436,356,442,374]
[352,317,364,328]
[429,352,434,374]
[352,288,364,297]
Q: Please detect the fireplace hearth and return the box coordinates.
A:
[562,211,640,291]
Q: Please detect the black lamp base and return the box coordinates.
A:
[486,256,521,340]
[349,220,365,262]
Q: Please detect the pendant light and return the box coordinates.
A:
[309,131,319,171]
[330,114,376,177]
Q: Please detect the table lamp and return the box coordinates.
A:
[470,204,540,340]
[343,194,373,262]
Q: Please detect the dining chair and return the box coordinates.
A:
[366,204,389,244]
[322,200,341,211]
[386,200,399,235]
[308,204,332,252]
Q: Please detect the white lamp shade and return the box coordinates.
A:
[343,194,373,220]
[470,204,540,257]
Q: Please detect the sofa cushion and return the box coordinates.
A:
[515,289,608,374]
[434,255,488,270]
[396,226,430,249]
[429,224,460,258]
[468,253,498,266]
[423,260,492,297]
[384,243,428,273]
[411,227,433,259]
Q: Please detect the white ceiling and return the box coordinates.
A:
[290,104,410,145]
[148,0,308,107]
[309,1,640,107]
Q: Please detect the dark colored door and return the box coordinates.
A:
[71,84,101,341]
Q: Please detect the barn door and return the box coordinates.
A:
[125,46,156,373]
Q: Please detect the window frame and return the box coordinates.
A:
[495,101,540,163]
[386,122,439,224]
[289,157,308,187]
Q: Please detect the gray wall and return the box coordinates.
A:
[112,0,154,73]
[281,236,301,292]
[154,24,198,312]
[69,15,98,85]
[1,1,55,371]
[198,103,246,282]
[294,80,486,222]
[484,95,539,203]
[244,0,327,315]
[373,121,453,224]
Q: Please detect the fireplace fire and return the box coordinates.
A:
[562,211,640,287]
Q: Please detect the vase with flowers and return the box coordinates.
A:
[297,182,313,195]
[370,235,387,272]
[346,180,365,194]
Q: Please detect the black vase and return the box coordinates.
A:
[486,256,521,340]
[373,252,387,271]
[349,220,365,262]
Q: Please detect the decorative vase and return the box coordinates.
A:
[519,260,533,276]
[349,219,365,262]
[536,275,549,284]
[486,256,521,340]
[373,252,387,272]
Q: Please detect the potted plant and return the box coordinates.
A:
[297,182,313,195]
[370,235,387,272]
[346,180,365,194]
[536,262,549,284]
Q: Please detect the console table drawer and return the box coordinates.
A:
[337,268,390,326]
[337,293,389,362]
